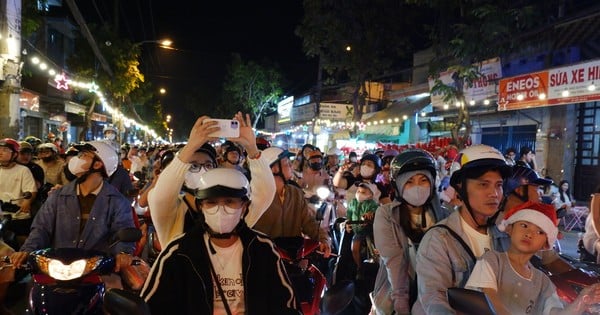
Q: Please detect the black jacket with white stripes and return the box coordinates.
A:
[140,222,301,315]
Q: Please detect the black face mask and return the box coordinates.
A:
[41,156,55,163]
[309,162,322,171]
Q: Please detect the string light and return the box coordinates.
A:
[26,54,159,139]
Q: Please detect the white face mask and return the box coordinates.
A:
[203,206,243,234]
[68,156,88,175]
[355,192,371,203]
[402,186,430,206]
[106,133,116,141]
[184,167,208,190]
[360,165,375,178]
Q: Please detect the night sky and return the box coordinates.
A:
[75,0,317,133]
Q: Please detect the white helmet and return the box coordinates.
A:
[262,147,295,167]
[74,140,119,177]
[195,168,250,200]
[103,124,118,134]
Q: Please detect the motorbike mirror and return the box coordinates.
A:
[447,287,497,315]
[110,228,142,248]
[321,280,355,315]
[104,288,151,315]
[8,192,33,203]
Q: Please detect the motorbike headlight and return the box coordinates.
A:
[36,256,102,281]
[316,186,331,200]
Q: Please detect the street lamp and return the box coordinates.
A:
[160,88,167,95]
[135,39,172,47]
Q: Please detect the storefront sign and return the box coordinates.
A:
[277,96,293,123]
[291,103,316,123]
[65,101,87,115]
[19,90,40,111]
[429,58,502,107]
[90,112,107,122]
[319,102,353,120]
[498,59,600,111]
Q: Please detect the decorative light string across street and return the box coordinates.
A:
[28,55,160,140]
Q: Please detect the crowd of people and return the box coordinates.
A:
[2,112,600,314]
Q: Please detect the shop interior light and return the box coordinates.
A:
[469,100,475,106]
[402,115,408,120]
[483,100,490,105]
[394,117,400,122]
[31,56,40,64]
[443,104,449,110]
[420,112,426,117]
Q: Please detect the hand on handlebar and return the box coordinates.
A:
[362,212,374,221]
[8,251,29,269]
[319,241,331,258]
[114,253,134,273]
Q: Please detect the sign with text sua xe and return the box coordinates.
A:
[498,59,600,111]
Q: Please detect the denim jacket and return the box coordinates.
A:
[21,179,136,255]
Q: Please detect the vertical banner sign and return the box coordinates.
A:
[498,59,600,111]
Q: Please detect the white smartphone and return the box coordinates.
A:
[203,119,240,138]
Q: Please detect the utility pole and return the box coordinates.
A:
[0,0,23,139]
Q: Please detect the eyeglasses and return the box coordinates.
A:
[77,151,96,159]
[201,199,245,214]
[189,162,216,173]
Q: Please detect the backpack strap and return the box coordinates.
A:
[428,224,476,264]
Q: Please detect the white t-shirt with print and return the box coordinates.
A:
[204,235,245,315]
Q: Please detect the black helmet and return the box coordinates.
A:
[390,149,436,201]
[360,154,382,173]
[502,164,552,204]
[390,149,436,180]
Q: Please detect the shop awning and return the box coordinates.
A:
[362,96,430,136]
[364,96,430,124]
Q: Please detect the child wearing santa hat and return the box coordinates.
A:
[465,201,600,314]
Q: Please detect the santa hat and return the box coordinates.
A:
[498,201,558,248]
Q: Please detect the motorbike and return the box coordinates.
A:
[4,227,144,315]
[0,192,34,249]
[104,288,151,315]
[275,236,329,315]
[328,219,379,315]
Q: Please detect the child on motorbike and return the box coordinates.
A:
[466,201,600,314]
[345,182,378,277]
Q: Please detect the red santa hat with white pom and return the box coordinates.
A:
[498,201,559,249]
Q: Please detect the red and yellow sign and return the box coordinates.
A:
[498,59,600,111]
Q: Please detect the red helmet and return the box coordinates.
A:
[256,137,271,150]
[0,138,20,152]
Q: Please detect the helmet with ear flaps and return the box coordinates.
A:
[390,149,437,201]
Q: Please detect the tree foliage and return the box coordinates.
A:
[408,0,546,147]
[67,24,149,140]
[296,0,428,122]
[223,53,284,128]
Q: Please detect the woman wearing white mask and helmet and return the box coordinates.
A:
[141,166,300,314]
[371,149,450,315]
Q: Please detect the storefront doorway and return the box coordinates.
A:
[575,101,600,200]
